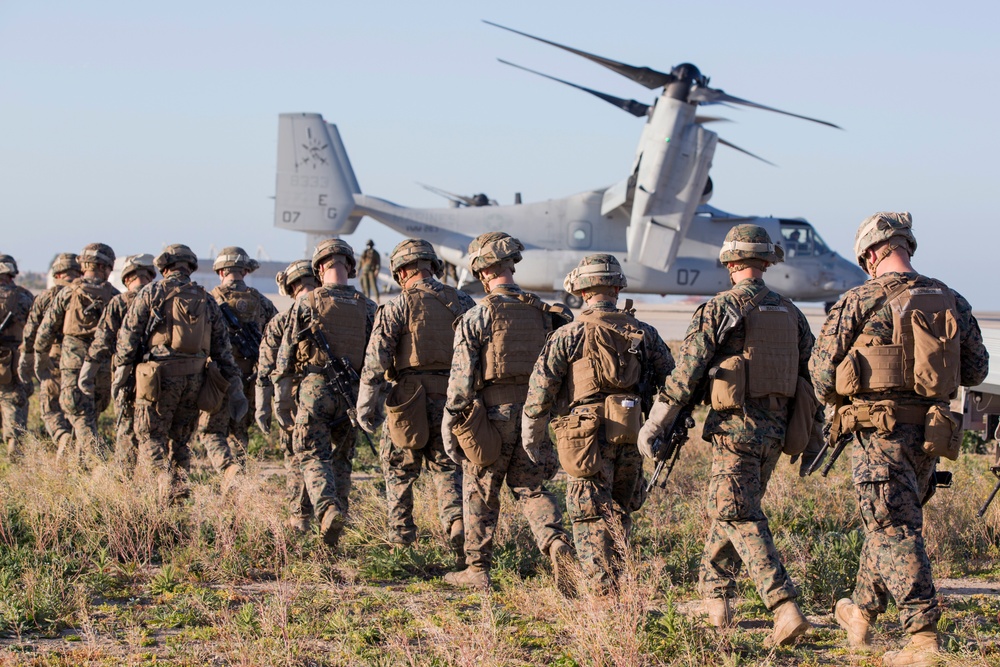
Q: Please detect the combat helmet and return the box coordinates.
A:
[213,246,260,273]
[719,224,783,265]
[564,254,628,295]
[467,232,524,277]
[276,259,315,296]
[120,253,156,284]
[50,253,80,276]
[155,244,199,274]
[80,243,116,268]
[311,238,357,278]
[853,211,917,275]
[0,255,18,276]
[389,239,444,285]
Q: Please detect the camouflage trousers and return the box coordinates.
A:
[380,387,463,545]
[293,373,355,525]
[134,372,205,479]
[360,271,379,303]
[565,433,645,587]
[59,365,111,457]
[196,396,239,473]
[281,426,312,521]
[0,380,29,455]
[850,423,939,633]
[462,401,567,571]
[114,406,138,470]
[698,434,797,610]
[39,377,73,449]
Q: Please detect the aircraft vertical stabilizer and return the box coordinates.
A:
[275,113,361,235]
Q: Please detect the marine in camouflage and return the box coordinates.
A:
[0,261,35,456]
[359,240,381,303]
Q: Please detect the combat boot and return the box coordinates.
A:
[549,539,576,598]
[765,599,810,647]
[287,515,309,533]
[221,464,241,494]
[443,566,490,590]
[882,629,940,667]
[320,507,346,549]
[449,519,466,565]
[703,598,733,628]
[835,597,875,648]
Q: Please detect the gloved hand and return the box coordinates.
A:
[17,352,34,386]
[520,413,551,465]
[274,377,295,430]
[638,399,682,460]
[229,376,249,422]
[255,383,274,433]
[355,381,381,435]
[442,408,464,465]
[77,360,98,398]
[34,353,54,382]
[112,364,133,402]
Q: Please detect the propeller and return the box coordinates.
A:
[689,87,842,129]
[498,59,649,117]
[418,183,496,207]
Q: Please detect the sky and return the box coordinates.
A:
[1,1,998,308]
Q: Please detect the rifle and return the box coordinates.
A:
[978,467,1000,518]
[806,398,853,476]
[646,407,697,492]
[117,304,163,430]
[218,302,262,361]
[298,323,377,457]
[0,312,12,344]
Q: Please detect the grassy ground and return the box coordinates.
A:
[2,397,1000,666]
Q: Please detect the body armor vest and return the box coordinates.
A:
[836,277,961,400]
[396,282,464,372]
[63,281,117,338]
[743,298,799,398]
[212,284,262,326]
[300,289,368,372]
[149,282,212,356]
[567,309,645,404]
[481,289,551,385]
[0,287,27,344]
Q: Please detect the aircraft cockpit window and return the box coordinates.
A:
[780,224,830,257]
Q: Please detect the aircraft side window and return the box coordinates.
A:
[568,221,593,250]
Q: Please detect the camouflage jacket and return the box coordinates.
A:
[20,281,71,359]
[85,289,139,365]
[210,280,278,361]
[661,278,814,444]
[523,300,674,419]
[809,271,988,406]
[35,277,120,370]
[257,307,292,389]
[360,277,476,390]
[113,272,240,380]
[272,283,377,381]
[0,282,34,350]
[360,248,381,273]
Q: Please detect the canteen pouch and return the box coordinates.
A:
[603,393,642,445]
[385,382,429,450]
[709,356,745,411]
[0,348,13,386]
[922,404,962,461]
[197,361,230,413]
[784,376,821,456]
[835,351,862,396]
[454,397,501,467]
[135,361,162,403]
[551,411,601,478]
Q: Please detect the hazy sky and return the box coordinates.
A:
[2,1,997,307]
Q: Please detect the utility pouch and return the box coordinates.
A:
[135,361,162,403]
[709,356,745,411]
[784,376,820,455]
[197,361,230,413]
[0,348,13,386]
[551,411,601,478]
[385,381,429,450]
[835,351,861,396]
[922,404,962,460]
[603,393,642,445]
[910,310,960,399]
[454,397,501,467]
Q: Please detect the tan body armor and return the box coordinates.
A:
[212,284,262,327]
[566,309,644,405]
[481,290,551,386]
[0,287,27,344]
[395,283,465,373]
[836,280,961,401]
[298,289,368,372]
[63,281,117,339]
[149,283,212,356]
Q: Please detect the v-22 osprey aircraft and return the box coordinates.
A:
[273,22,866,307]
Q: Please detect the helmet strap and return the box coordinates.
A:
[866,241,907,276]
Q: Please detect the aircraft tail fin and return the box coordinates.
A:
[275,113,361,235]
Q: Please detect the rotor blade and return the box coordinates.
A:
[498,59,650,117]
[484,20,675,89]
[717,137,776,166]
[690,87,842,129]
[417,183,473,206]
[695,115,731,124]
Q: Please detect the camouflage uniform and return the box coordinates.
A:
[36,264,120,456]
[0,263,35,455]
[524,297,673,586]
[359,243,381,303]
[114,250,241,485]
[447,283,572,573]
[810,272,988,633]
[359,275,475,546]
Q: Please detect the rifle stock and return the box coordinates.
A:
[645,408,695,493]
[978,467,1000,518]
[218,302,261,361]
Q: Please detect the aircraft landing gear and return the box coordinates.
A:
[561,292,583,309]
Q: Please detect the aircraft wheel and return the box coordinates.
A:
[562,292,583,309]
